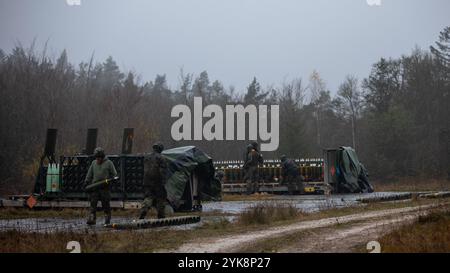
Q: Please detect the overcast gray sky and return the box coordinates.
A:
[1,0,449,93]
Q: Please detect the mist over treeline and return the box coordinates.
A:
[1,27,449,194]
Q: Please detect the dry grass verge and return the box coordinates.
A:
[373,178,449,192]
[0,208,139,220]
[378,209,450,253]
[237,202,305,225]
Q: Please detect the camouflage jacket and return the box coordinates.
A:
[281,159,299,177]
[143,152,168,186]
[244,149,263,169]
[85,158,117,185]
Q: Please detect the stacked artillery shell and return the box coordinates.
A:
[213,158,324,184]
[46,164,61,192]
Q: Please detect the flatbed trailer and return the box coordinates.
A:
[0,197,142,209]
[222,182,328,195]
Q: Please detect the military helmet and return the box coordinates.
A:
[152,142,164,153]
[93,147,105,158]
[251,141,258,150]
[247,144,254,151]
[280,155,287,162]
[215,170,225,179]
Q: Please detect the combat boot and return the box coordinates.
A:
[104,211,111,225]
[157,213,166,219]
[139,210,147,220]
[157,205,166,219]
[246,181,252,195]
[253,182,259,194]
[86,212,96,225]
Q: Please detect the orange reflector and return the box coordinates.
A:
[26,195,37,209]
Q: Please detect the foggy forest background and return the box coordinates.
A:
[1,27,449,194]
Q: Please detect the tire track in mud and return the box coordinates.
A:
[274,214,417,253]
[172,203,448,253]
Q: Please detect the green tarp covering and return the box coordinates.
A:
[337,147,374,193]
[162,146,221,210]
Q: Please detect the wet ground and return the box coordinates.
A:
[0,192,411,233]
[202,192,411,213]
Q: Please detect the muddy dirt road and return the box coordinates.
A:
[173,203,448,253]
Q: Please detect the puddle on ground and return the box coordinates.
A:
[202,192,410,214]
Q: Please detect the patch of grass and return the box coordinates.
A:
[378,209,450,253]
[373,178,449,192]
[237,202,306,226]
[199,217,232,230]
[0,229,200,253]
[0,219,257,253]
[0,208,140,220]
[238,229,313,253]
[307,198,448,221]
[0,207,236,220]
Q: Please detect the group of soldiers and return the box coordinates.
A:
[84,143,168,226]
[84,142,304,225]
[242,142,303,195]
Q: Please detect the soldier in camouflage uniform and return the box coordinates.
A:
[139,142,168,219]
[280,155,302,195]
[85,147,117,225]
[243,143,263,194]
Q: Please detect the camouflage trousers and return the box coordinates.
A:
[284,175,296,194]
[140,185,167,219]
[284,175,303,194]
[89,189,111,214]
[244,166,259,194]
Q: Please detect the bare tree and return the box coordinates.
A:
[308,70,327,147]
[337,75,362,150]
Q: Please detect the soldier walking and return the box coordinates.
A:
[85,147,117,225]
[139,142,168,219]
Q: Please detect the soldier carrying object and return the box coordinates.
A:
[280,155,302,195]
[85,147,117,226]
[243,142,263,195]
[139,142,168,219]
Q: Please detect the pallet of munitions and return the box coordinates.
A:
[34,154,145,201]
[214,158,324,183]
[214,158,326,194]
[28,128,220,212]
